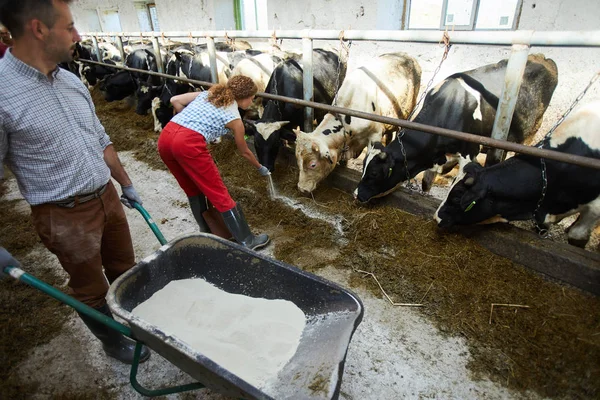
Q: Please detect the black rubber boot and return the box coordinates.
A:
[221,204,270,250]
[188,195,211,232]
[78,304,150,364]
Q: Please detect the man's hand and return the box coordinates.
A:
[257,165,271,176]
[120,184,143,208]
[0,247,20,279]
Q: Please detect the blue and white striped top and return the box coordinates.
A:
[0,50,112,205]
[171,91,241,142]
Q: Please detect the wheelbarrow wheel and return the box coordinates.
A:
[78,304,151,364]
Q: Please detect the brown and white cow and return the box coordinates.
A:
[295,52,421,193]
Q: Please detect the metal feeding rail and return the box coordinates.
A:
[80,58,600,170]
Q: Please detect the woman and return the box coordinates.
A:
[158,75,270,250]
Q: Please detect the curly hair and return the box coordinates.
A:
[208,75,258,108]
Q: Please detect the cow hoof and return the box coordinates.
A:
[567,237,588,248]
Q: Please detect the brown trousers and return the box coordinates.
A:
[31,181,135,308]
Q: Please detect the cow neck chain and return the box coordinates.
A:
[333,31,352,106]
[396,33,451,194]
[532,69,599,237]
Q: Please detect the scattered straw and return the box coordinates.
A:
[489,303,530,325]
[354,268,423,307]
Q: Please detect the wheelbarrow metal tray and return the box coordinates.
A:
[107,234,364,400]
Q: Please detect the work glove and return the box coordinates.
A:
[0,247,20,279]
[257,165,271,176]
[120,184,143,208]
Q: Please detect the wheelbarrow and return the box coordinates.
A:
[3,202,364,399]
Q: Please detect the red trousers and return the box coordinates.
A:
[31,181,135,308]
[157,122,236,212]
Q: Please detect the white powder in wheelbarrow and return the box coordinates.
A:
[131,278,306,388]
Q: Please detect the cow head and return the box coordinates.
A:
[295,128,339,194]
[246,120,291,172]
[136,81,163,115]
[354,142,399,203]
[434,162,501,228]
[100,70,137,102]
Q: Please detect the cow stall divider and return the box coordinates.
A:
[77,58,600,171]
[83,29,600,165]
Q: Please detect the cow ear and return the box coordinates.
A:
[463,161,482,175]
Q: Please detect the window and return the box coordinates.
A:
[235,0,268,30]
[99,9,122,32]
[406,0,521,30]
[135,2,160,32]
[81,9,102,32]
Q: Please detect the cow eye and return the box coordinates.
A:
[309,161,317,169]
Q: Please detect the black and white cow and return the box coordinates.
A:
[354,54,558,203]
[295,52,422,193]
[243,49,344,172]
[434,101,600,248]
[140,49,230,122]
[100,48,162,104]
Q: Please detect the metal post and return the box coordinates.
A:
[485,44,530,166]
[151,36,164,74]
[115,35,125,62]
[91,35,102,62]
[206,36,218,83]
[302,35,314,132]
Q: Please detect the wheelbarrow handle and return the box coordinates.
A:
[2,265,132,337]
[130,201,168,246]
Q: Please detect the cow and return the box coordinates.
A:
[138,49,230,120]
[243,49,345,172]
[434,101,600,248]
[354,54,558,203]
[294,52,422,193]
[231,53,283,119]
[100,48,162,103]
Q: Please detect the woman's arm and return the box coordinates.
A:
[226,119,261,169]
[170,92,201,113]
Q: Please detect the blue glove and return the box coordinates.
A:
[0,247,20,279]
[120,184,143,208]
[257,165,271,176]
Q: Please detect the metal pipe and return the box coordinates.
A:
[115,35,125,62]
[80,59,600,170]
[151,36,164,74]
[91,35,102,62]
[206,36,218,83]
[81,29,600,47]
[302,35,314,132]
[486,43,530,166]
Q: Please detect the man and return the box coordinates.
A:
[0,0,150,364]
[0,25,10,57]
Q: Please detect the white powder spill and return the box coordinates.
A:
[131,278,306,389]
[266,180,346,239]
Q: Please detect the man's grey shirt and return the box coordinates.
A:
[0,50,112,205]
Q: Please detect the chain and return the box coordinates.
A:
[396,31,452,193]
[333,30,352,106]
[531,69,599,237]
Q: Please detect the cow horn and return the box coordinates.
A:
[243,119,256,127]
[378,152,387,160]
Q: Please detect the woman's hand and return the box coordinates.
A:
[257,165,271,176]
